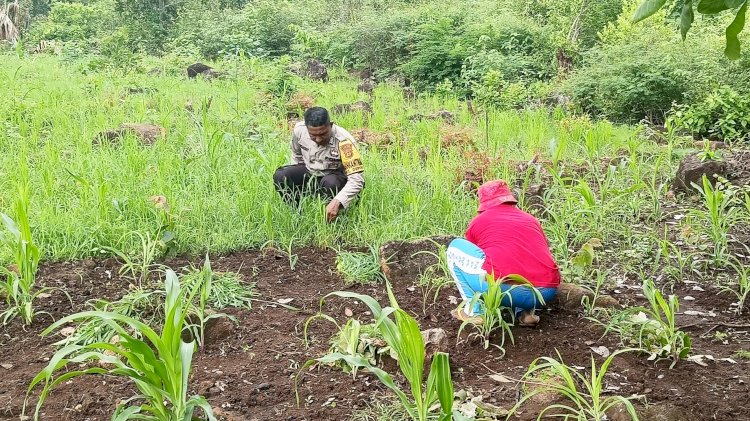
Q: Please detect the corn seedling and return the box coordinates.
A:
[25,269,216,421]
[181,261,256,310]
[55,287,164,347]
[336,246,385,285]
[720,257,750,315]
[185,255,236,350]
[601,279,690,368]
[303,314,388,376]
[580,269,610,317]
[510,349,640,421]
[690,175,741,267]
[457,274,543,355]
[1,185,43,325]
[299,282,455,421]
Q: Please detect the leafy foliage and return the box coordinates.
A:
[668,86,750,143]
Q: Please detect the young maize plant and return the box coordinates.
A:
[300,282,456,421]
[25,270,216,421]
[457,274,542,355]
[511,349,640,421]
[1,185,43,325]
[600,279,691,368]
[690,175,741,268]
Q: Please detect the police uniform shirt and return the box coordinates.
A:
[290,121,365,208]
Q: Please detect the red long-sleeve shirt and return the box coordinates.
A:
[466,204,561,288]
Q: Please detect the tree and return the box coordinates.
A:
[1,1,20,43]
[633,0,747,59]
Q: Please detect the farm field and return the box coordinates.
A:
[1,54,750,421]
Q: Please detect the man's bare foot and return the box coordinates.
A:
[451,308,483,325]
[517,311,540,327]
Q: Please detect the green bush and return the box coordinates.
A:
[25,1,115,46]
[668,86,750,143]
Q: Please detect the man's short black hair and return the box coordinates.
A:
[304,107,331,127]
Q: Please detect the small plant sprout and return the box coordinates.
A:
[457,274,542,355]
[510,349,640,421]
[720,257,750,315]
[184,255,236,350]
[299,282,455,421]
[690,175,741,267]
[101,230,166,285]
[26,269,216,421]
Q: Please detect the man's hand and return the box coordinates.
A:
[326,199,342,223]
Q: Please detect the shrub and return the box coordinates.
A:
[668,86,750,143]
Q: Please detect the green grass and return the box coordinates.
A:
[0,54,656,265]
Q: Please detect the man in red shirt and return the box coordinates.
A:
[447,180,560,327]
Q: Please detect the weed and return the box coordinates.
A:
[336,246,385,285]
[511,349,640,421]
[184,255,235,350]
[734,350,750,360]
[26,269,216,421]
[101,231,166,285]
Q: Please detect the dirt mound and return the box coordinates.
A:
[379,236,455,280]
[94,123,166,146]
[351,128,394,149]
[357,78,376,96]
[673,150,750,193]
[726,149,750,187]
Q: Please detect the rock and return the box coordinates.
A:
[672,153,727,193]
[212,407,246,421]
[256,382,271,390]
[693,140,728,150]
[203,315,236,347]
[332,100,372,115]
[421,328,448,357]
[410,110,455,124]
[523,183,547,215]
[201,68,224,80]
[638,403,697,421]
[555,283,620,311]
[403,86,416,100]
[357,78,376,95]
[187,62,213,78]
[379,236,455,281]
[94,123,166,146]
[306,59,328,81]
[1,363,13,370]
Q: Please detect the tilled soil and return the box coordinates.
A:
[1,247,749,421]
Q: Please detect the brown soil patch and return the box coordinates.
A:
[1,248,749,420]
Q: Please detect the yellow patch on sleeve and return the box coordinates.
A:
[338,139,364,175]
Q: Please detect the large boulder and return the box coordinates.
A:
[187,63,224,80]
[94,123,166,146]
[306,59,328,81]
[672,153,727,193]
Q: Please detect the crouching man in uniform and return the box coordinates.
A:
[273,107,365,222]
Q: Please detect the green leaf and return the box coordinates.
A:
[697,0,735,14]
[633,0,668,23]
[681,0,695,39]
[725,1,748,59]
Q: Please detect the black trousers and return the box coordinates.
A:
[273,164,348,204]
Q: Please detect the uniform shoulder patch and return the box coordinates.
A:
[338,138,364,175]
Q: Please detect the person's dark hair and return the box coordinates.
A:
[304,107,331,127]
